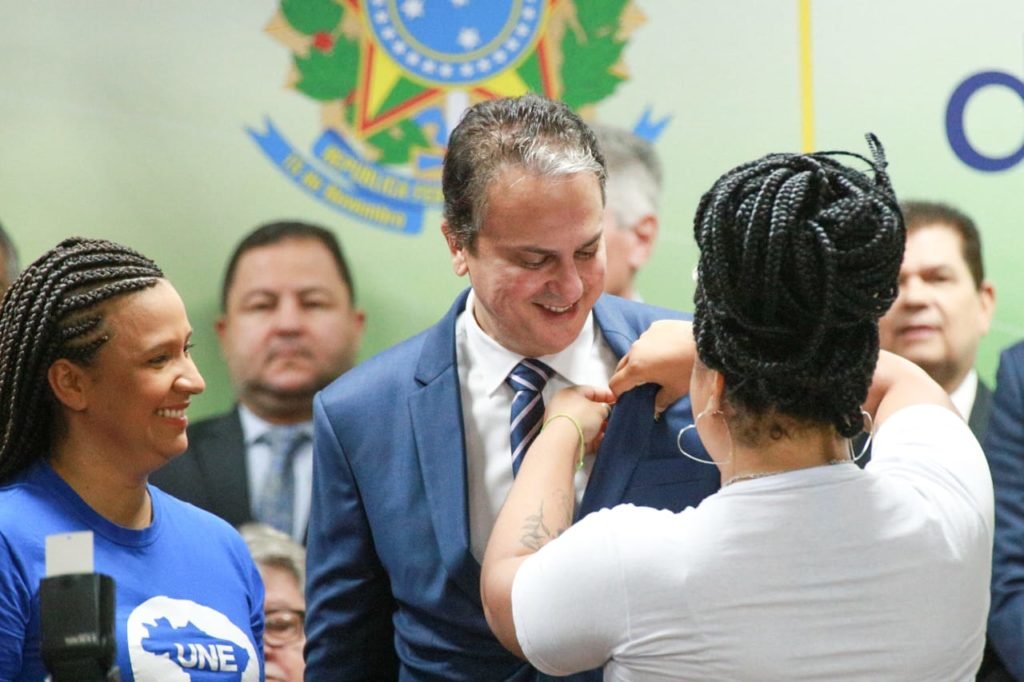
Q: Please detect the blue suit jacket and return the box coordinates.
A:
[984,341,1024,680]
[304,291,720,681]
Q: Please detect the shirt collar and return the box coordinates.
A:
[237,403,313,446]
[464,289,601,396]
[948,369,978,421]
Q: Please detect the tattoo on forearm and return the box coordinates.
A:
[519,493,573,551]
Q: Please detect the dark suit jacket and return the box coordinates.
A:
[150,409,254,528]
[970,379,1004,682]
[304,291,721,681]
[858,373,1000,680]
[849,373,1000,681]
[971,379,993,441]
[983,342,1024,681]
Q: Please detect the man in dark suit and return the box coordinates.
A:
[304,94,720,681]
[877,200,1004,680]
[877,201,995,437]
[151,221,365,543]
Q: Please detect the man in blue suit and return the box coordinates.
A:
[304,94,720,681]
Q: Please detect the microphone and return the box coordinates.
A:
[40,532,120,682]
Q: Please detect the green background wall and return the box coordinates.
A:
[2,1,1021,419]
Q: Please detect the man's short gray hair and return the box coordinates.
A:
[591,124,662,229]
[442,93,606,249]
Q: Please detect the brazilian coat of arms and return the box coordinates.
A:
[251,0,648,234]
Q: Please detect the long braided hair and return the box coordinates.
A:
[0,237,164,482]
[692,134,905,441]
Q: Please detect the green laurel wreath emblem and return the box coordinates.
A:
[271,0,638,166]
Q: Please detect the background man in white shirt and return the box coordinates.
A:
[151,221,365,543]
[878,200,995,436]
[879,200,1006,680]
[592,124,662,302]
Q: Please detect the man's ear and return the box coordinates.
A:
[442,221,469,277]
[47,359,89,411]
[350,307,367,346]
[627,214,659,270]
[214,314,227,344]
[978,280,996,336]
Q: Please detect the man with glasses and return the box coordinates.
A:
[240,523,306,682]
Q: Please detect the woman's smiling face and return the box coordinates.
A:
[72,279,205,471]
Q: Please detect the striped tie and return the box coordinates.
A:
[255,425,309,538]
[506,359,554,476]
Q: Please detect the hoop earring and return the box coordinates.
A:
[849,409,874,462]
[676,424,717,465]
[676,407,729,466]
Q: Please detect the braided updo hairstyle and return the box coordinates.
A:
[692,134,904,440]
[0,237,164,482]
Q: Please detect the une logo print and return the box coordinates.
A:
[142,617,248,674]
[946,69,1024,172]
[174,644,238,672]
[128,596,259,681]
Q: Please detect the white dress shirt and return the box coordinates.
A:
[238,404,314,542]
[455,290,619,560]
[949,369,979,423]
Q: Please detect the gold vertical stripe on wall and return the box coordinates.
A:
[798,0,815,152]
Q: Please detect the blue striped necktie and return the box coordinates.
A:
[506,359,555,476]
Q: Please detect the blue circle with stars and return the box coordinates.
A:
[368,0,544,86]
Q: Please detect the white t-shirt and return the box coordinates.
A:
[512,405,994,681]
[949,369,978,422]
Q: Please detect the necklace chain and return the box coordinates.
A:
[724,458,852,487]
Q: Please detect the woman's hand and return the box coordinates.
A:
[545,386,615,452]
[609,320,695,416]
[482,386,613,658]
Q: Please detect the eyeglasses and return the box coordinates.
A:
[264,608,305,647]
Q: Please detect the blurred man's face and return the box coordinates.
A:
[878,224,994,392]
[601,209,633,299]
[445,167,606,358]
[217,238,365,422]
[601,207,657,300]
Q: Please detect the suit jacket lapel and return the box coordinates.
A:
[579,384,658,518]
[410,290,481,599]
[578,297,653,518]
[196,409,252,525]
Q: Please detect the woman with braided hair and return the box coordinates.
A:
[482,137,993,679]
[0,238,264,681]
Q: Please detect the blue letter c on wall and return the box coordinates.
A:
[946,70,1024,172]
